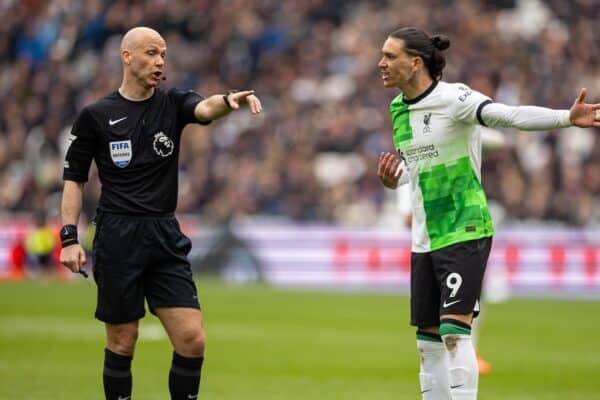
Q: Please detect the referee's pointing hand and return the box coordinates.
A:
[227,90,262,114]
[60,244,86,273]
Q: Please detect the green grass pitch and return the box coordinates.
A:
[0,278,599,399]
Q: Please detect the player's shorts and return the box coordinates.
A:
[92,212,200,324]
[410,237,492,327]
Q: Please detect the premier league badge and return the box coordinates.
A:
[109,140,132,168]
[153,132,174,157]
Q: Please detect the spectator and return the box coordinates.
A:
[24,209,57,274]
[0,0,599,226]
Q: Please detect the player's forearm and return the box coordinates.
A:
[194,95,232,121]
[481,103,571,130]
[61,180,85,225]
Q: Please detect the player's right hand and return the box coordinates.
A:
[377,152,402,189]
[60,244,86,273]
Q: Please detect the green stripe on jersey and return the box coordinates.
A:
[418,156,494,250]
[390,94,412,148]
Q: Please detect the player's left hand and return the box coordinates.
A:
[569,88,600,127]
[227,90,262,114]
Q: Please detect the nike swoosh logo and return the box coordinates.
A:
[187,395,198,399]
[421,389,432,393]
[109,117,128,126]
[117,396,131,400]
[451,384,464,389]
[442,299,462,308]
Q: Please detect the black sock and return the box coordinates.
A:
[103,348,133,400]
[169,352,204,400]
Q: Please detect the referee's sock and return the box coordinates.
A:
[440,319,478,400]
[103,348,133,400]
[169,352,204,400]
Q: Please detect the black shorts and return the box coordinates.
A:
[410,237,492,328]
[92,213,200,324]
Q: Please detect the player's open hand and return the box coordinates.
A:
[377,152,403,189]
[60,244,86,273]
[569,88,600,128]
[227,90,262,114]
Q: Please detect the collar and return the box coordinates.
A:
[402,80,439,105]
[118,87,155,102]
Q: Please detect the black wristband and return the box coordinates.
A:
[222,90,238,109]
[60,224,79,248]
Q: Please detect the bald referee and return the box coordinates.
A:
[59,26,261,400]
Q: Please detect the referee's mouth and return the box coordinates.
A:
[151,71,163,82]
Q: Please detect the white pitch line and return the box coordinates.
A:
[0,316,167,342]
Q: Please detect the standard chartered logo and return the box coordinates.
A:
[404,144,439,163]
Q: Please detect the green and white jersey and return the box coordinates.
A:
[390,81,494,253]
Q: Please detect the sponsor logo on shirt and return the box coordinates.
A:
[109,140,132,168]
[109,116,128,126]
[404,144,439,163]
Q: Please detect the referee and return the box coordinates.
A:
[59,26,261,400]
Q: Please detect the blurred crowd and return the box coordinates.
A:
[0,0,599,227]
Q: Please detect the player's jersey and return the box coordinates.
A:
[63,88,209,215]
[390,81,494,252]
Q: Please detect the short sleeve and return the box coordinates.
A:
[448,83,492,125]
[171,88,211,126]
[63,108,96,182]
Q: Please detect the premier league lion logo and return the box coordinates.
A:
[153,131,174,157]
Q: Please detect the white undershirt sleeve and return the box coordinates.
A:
[480,102,571,131]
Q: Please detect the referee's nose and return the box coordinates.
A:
[155,54,165,68]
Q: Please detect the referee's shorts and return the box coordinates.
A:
[92,212,200,324]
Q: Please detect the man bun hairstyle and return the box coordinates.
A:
[431,34,450,51]
[389,27,450,81]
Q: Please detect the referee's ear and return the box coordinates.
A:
[121,49,132,65]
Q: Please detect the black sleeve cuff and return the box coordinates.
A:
[181,94,211,125]
[62,174,88,183]
[476,99,492,127]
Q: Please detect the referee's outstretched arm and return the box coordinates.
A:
[194,90,262,122]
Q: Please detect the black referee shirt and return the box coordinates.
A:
[63,88,210,215]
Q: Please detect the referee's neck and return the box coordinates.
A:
[119,81,155,101]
